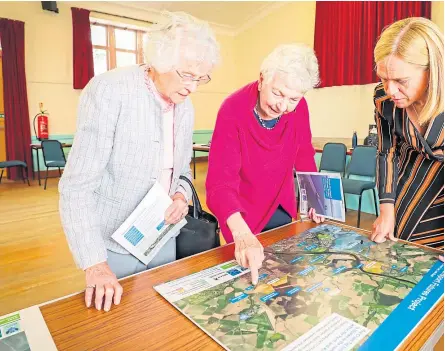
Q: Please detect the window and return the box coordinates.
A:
[91,23,147,75]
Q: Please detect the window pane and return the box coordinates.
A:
[141,33,148,63]
[93,48,108,75]
[116,51,137,67]
[115,28,136,50]
[91,25,107,46]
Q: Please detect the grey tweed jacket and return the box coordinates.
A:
[59,65,194,270]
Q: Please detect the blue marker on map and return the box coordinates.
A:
[245,285,255,291]
[297,242,306,247]
[298,266,315,276]
[290,256,304,264]
[258,273,268,280]
[286,287,301,296]
[392,265,397,269]
[305,282,323,292]
[400,266,408,273]
[333,266,347,274]
[230,293,248,303]
[310,255,325,263]
[356,263,364,269]
[305,244,318,251]
[260,292,279,302]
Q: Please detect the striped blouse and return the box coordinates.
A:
[374,83,444,249]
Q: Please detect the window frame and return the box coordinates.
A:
[90,22,145,73]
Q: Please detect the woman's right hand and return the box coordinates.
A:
[227,213,265,285]
[85,262,123,312]
[371,203,397,243]
[233,231,265,285]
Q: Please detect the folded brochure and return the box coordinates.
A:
[112,182,187,265]
[295,172,346,222]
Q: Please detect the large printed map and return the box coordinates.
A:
[155,224,444,351]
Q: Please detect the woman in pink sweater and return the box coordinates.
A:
[206,44,324,284]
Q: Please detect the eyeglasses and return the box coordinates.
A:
[176,70,211,86]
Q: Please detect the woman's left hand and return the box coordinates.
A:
[308,208,325,224]
[165,194,188,224]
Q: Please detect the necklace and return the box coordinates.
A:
[412,104,420,119]
[408,103,429,136]
[254,101,281,130]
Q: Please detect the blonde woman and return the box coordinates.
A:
[59,12,220,311]
[371,17,444,253]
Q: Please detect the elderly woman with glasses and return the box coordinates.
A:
[59,12,219,311]
[206,44,324,285]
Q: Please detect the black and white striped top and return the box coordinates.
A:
[374,83,444,249]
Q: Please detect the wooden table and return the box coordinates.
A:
[39,222,443,351]
[190,141,353,179]
[30,142,72,186]
[315,147,353,156]
[192,144,210,179]
[312,137,370,156]
[312,137,364,152]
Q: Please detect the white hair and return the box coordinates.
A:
[260,44,320,92]
[144,11,220,73]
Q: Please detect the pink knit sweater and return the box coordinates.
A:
[206,81,317,243]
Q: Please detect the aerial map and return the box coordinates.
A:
[155,224,444,351]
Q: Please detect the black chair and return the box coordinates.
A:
[319,142,347,176]
[342,146,379,228]
[0,160,30,186]
[41,140,66,190]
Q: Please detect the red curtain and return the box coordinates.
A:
[72,8,94,89]
[0,19,33,180]
[314,1,431,88]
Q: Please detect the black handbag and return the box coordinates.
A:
[176,175,220,259]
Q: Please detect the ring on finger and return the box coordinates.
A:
[86,285,96,289]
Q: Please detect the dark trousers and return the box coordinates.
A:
[262,205,292,232]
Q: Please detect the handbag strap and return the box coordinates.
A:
[179,175,202,219]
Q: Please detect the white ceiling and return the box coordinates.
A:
[114,1,283,33]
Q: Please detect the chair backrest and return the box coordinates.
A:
[41,140,66,166]
[347,145,377,178]
[319,143,347,175]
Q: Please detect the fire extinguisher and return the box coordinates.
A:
[33,102,49,141]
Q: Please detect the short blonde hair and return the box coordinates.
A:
[374,17,444,125]
[144,11,220,73]
[260,44,320,93]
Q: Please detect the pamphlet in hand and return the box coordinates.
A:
[295,172,345,222]
[112,182,187,265]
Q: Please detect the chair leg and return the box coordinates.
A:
[193,150,196,180]
[44,168,49,190]
[343,191,347,213]
[0,169,3,184]
[357,194,362,228]
[58,167,62,177]
[372,188,379,216]
[25,167,30,186]
[21,166,26,184]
